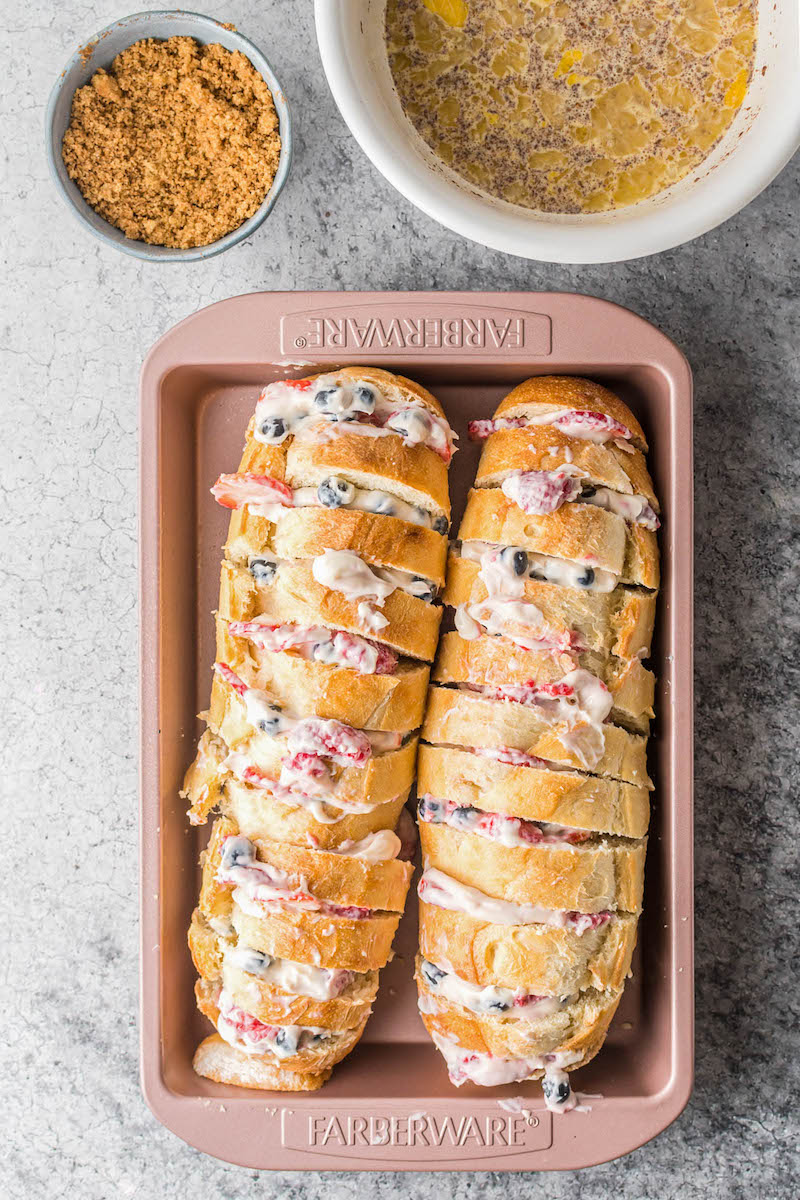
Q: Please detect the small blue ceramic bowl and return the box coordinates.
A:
[45,10,293,262]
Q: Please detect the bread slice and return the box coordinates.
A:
[433,630,654,733]
[475,424,658,511]
[444,552,656,661]
[229,903,401,974]
[182,729,411,841]
[490,375,648,452]
[194,1034,331,1091]
[416,966,623,1061]
[216,615,430,733]
[418,744,649,839]
[200,816,413,921]
[222,775,409,849]
[219,559,442,662]
[459,487,659,590]
[225,506,448,588]
[418,901,639,996]
[422,685,651,788]
[199,816,407,974]
[419,820,646,914]
[284,432,451,518]
[418,1006,613,1082]
[189,909,379,1029]
[234,365,452,491]
[204,672,419,809]
[195,982,369,1073]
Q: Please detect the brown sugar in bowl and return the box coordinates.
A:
[46,11,293,262]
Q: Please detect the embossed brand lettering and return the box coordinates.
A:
[307,1112,533,1148]
[280,305,552,357]
[301,316,524,351]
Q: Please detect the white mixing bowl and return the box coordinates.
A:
[316,0,800,263]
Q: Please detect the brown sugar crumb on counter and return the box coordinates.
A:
[62,36,281,249]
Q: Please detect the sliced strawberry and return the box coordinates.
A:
[324,901,372,919]
[533,681,575,698]
[287,717,372,767]
[329,630,398,675]
[282,751,329,780]
[468,417,526,440]
[512,993,546,1008]
[213,661,248,695]
[503,468,581,515]
[240,763,277,789]
[551,410,632,440]
[476,745,550,770]
[210,472,293,512]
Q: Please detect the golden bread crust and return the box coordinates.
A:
[285,428,450,515]
[219,559,442,662]
[189,911,378,1029]
[194,983,369,1073]
[216,615,430,732]
[444,552,656,660]
[416,970,623,1061]
[417,744,650,838]
[200,815,412,916]
[459,487,659,588]
[182,730,411,843]
[422,686,652,788]
[475,425,658,509]
[193,1034,331,1090]
[204,672,419,808]
[225,506,448,587]
[418,901,639,995]
[231,906,401,973]
[419,820,646,913]
[493,376,647,451]
[222,778,409,850]
[433,631,654,731]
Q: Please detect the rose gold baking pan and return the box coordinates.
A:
[140,290,693,1171]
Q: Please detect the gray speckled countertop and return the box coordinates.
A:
[3,2,799,1196]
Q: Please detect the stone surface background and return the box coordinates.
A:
[2,2,798,1196]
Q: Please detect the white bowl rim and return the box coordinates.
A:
[45,9,293,263]
[315,1,800,264]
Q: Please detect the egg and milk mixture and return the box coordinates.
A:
[385,0,757,213]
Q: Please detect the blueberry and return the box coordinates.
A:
[353,384,376,413]
[314,386,340,411]
[417,795,441,822]
[421,960,446,988]
[502,547,528,576]
[221,836,254,871]
[542,1076,572,1106]
[317,476,355,508]
[257,705,283,735]
[432,515,449,536]
[250,558,277,585]
[486,998,511,1012]
[258,416,287,442]
[575,567,595,588]
[240,948,271,975]
[412,576,435,603]
[274,1028,295,1052]
[580,485,597,499]
[451,804,480,827]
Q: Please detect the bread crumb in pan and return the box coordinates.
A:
[62,35,281,248]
